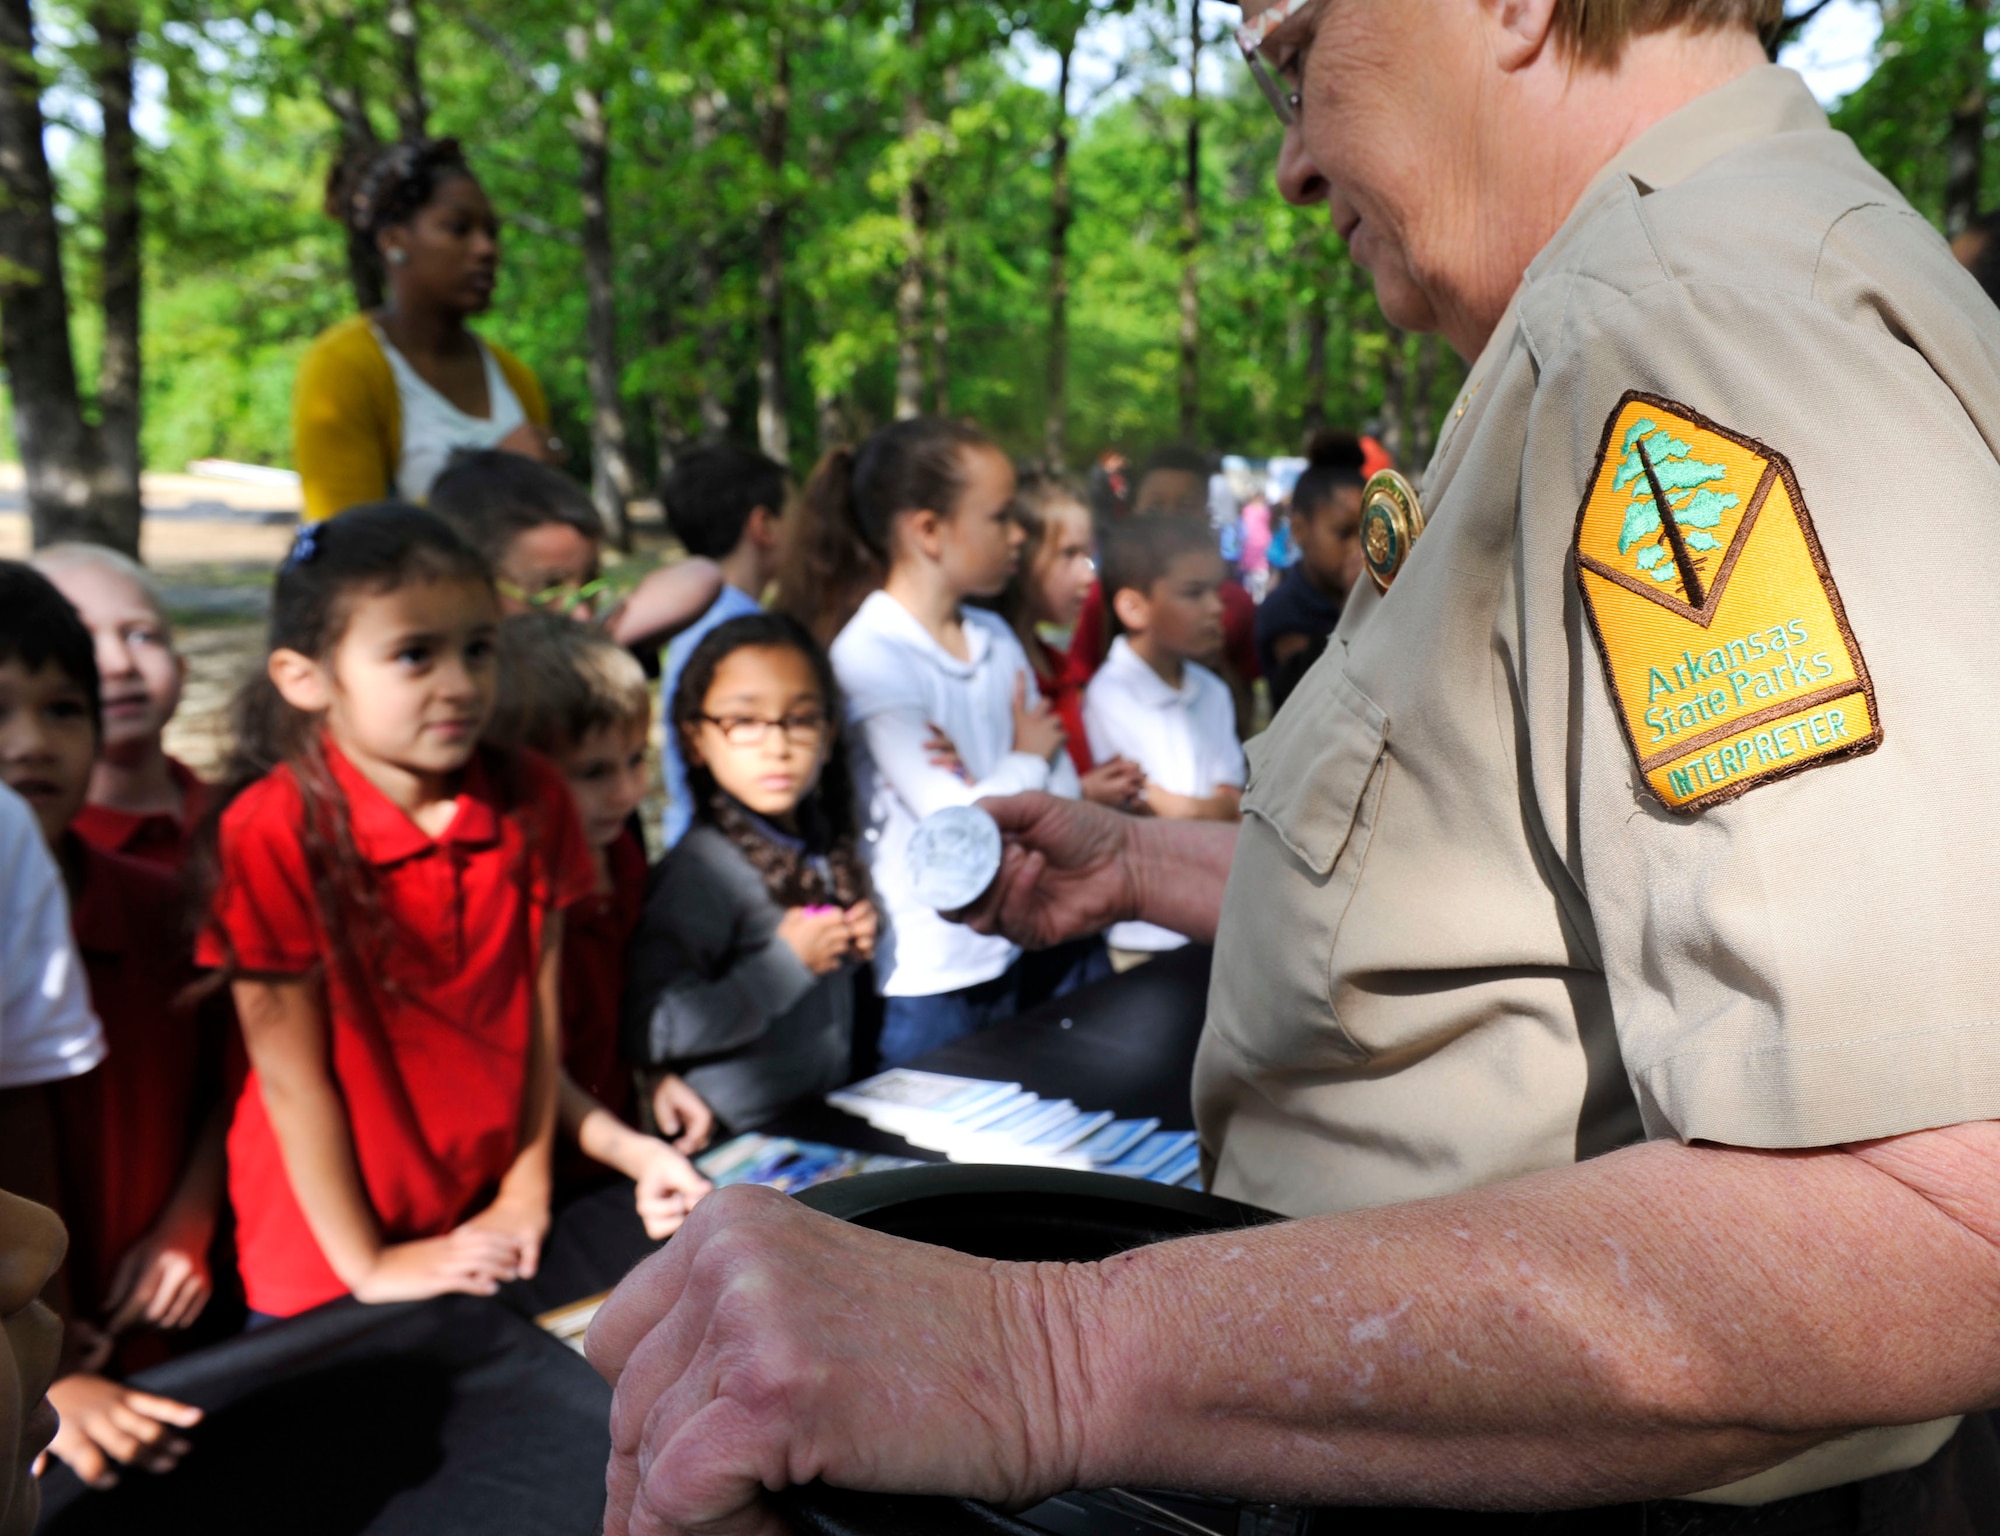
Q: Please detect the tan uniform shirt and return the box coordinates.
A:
[1194,65,2000,1501]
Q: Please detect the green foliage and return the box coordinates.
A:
[39,0,1465,479]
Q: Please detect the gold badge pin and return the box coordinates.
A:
[1361,468,1425,592]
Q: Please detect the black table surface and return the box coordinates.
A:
[764,943,1213,1160]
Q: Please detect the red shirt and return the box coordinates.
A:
[1067,577,1261,685]
[54,837,220,1320]
[71,755,209,873]
[560,826,646,1128]
[197,741,595,1317]
[1032,637,1094,777]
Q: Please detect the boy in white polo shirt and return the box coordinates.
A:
[1084,516,1245,969]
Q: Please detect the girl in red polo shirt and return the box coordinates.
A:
[198,504,596,1319]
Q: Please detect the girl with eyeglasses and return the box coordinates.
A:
[786,417,1099,1069]
[624,613,875,1137]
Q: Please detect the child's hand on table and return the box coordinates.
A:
[460,1189,552,1281]
[42,1374,202,1488]
[778,906,855,976]
[351,1227,525,1302]
[631,1140,715,1240]
[650,1074,716,1155]
[103,1210,215,1334]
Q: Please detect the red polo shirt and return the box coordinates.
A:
[560,826,646,1128]
[72,755,209,873]
[197,741,595,1317]
[1067,577,1261,685]
[54,837,220,1321]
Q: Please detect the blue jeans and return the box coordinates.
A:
[878,937,1112,1068]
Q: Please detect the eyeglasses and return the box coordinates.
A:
[1236,0,1319,126]
[497,576,612,617]
[699,710,831,747]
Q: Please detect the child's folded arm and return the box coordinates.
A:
[857,706,1051,821]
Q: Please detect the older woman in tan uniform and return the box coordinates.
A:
[585,2,2000,1529]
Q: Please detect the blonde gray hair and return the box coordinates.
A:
[31,541,171,628]
[1554,0,1782,65]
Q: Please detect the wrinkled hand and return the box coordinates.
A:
[945,793,1141,951]
[1010,675,1067,765]
[652,1075,716,1156]
[586,1184,1081,1536]
[43,1374,202,1489]
[1079,756,1146,811]
[776,907,853,976]
[103,1215,214,1334]
[352,1226,524,1303]
[632,1141,714,1242]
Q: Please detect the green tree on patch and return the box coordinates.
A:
[1614,418,1739,588]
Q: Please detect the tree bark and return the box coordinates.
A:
[894,0,929,421]
[1043,41,1073,471]
[318,78,383,311]
[570,17,635,547]
[756,31,791,464]
[90,0,141,554]
[385,0,428,141]
[0,0,108,549]
[691,85,730,444]
[1946,0,1989,237]
[1176,0,1201,443]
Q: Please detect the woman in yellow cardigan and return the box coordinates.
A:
[293,139,558,523]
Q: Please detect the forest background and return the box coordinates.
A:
[0,0,1989,550]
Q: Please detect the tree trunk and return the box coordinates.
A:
[385,0,428,141]
[930,231,952,417]
[894,0,929,421]
[1946,0,1989,236]
[1301,282,1328,444]
[1176,0,1201,443]
[90,0,142,554]
[1043,41,1073,471]
[320,85,383,311]
[756,31,791,464]
[570,20,635,547]
[0,0,107,549]
[691,86,730,443]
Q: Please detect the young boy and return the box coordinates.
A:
[428,448,722,649]
[1256,430,1368,711]
[658,444,788,847]
[31,545,202,871]
[1084,518,1247,969]
[487,613,713,1240]
[0,563,218,1491]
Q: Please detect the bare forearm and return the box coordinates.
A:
[609,560,723,650]
[1053,1130,2000,1508]
[257,1068,383,1286]
[157,1104,227,1239]
[1124,818,1237,944]
[498,924,566,1204]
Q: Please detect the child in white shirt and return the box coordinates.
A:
[802,418,1090,1066]
[1084,516,1246,965]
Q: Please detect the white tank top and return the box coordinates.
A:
[373,325,527,503]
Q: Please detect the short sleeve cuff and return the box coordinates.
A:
[1631,1018,2000,1148]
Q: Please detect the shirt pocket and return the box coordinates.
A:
[1223,667,1389,1070]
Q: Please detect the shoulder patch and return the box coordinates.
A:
[1573,392,1880,813]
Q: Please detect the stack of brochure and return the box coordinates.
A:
[695,1132,922,1195]
[826,1070,1202,1187]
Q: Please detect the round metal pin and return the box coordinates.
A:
[906,804,1003,911]
[1360,468,1426,592]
